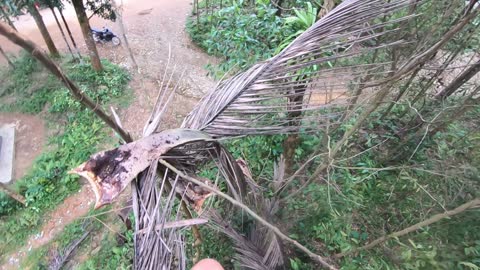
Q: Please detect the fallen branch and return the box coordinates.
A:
[0,183,26,206]
[335,198,480,258]
[49,230,91,270]
[159,159,338,270]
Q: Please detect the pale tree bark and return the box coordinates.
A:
[0,22,131,142]
[317,0,336,19]
[0,183,26,205]
[49,6,75,59]
[0,45,14,68]
[71,0,103,71]
[436,59,480,101]
[112,0,138,71]
[27,4,59,57]
[57,7,82,59]
[335,198,480,258]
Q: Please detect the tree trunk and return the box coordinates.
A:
[0,22,131,142]
[0,183,26,205]
[71,0,103,72]
[283,79,307,175]
[429,85,480,136]
[27,4,59,57]
[49,6,75,59]
[57,7,82,60]
[317,0,336,19]
[435,59,480,101]
[0,45,14,68]
[112,0,138,71]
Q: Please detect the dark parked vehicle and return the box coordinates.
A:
[91,27,121,46]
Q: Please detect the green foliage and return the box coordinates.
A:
[187,1,292,78]
[227,135,285,177]
[0,54,130,258]
[276,2,317,52]
[78,228,134,270]
[195,104,480,269]
[0,52,40,97]
[85,0,116,21]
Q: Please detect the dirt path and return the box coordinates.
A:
[0,113,46,180]
[1,0,217,268]
[2,185,94,270]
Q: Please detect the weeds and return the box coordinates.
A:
[187,1,292,78]
[0,54,130,259]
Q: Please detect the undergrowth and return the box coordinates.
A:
[20,210,134,270]
[0,53,130,260]
[193,104,480,269]
[186,0,293,78]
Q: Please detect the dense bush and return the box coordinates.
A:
[187,1,293,78]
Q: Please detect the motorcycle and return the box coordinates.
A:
[91,27,121,46]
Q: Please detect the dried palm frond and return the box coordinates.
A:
[72,0,415,211]
[182,0,413,137]
[70,1,421,269]
[132,164,188,270]
[208,209,284,270]
[207,161,287,270]
[48,228,90,270]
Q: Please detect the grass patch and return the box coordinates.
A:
[20,208,134,269]
[0,54,130,261]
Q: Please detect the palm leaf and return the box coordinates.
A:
[70,1,419,269]
[182,0,412,137]
[132,164,187,270]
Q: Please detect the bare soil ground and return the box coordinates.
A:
[2,185,94,270]
[0,0,217,268]
[0,113,46,180]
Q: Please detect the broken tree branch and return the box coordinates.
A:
[335,198,480,258]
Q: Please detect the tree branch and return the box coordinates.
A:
[335,198,480,258]
[0,22,132,143]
